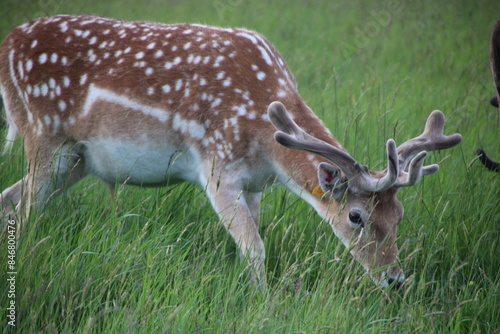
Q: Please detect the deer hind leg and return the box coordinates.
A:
[205,177,266,285]
[0,176,27,232]
[17,141,87,232]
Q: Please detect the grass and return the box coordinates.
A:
[1,0,499,332]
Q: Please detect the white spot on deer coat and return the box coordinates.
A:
[41,83,48,96]
[25,60,33,72]
[162,84,171,93]
[58,100,67,112]
[164,56,181,70]
[50,53,58,63]
[80,19,96,26]
[155,50,164,58]
[256,71,266,80]
[175,79,183,91]
[80,74,88,85]
[216,71,225,80]
[257,46,273,66]
[233,105,247,116]
[39,53,48,64]
[236,32,257,45]
[59,21,68,33]
[44,115,52,126]
[88,50,97,62]
[211,98,222,108]
[213,55,224,67]
[222,77,232,87]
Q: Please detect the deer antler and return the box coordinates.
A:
[269,101,399,193]
[269,102,462,193]
[396,110,462,171]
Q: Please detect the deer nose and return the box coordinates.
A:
[388,275,404,289]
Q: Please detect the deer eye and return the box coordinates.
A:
[348,209,364,228]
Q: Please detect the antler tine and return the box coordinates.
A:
[395,151,439,187]
[268,101,399,193]
[397,110,462,171]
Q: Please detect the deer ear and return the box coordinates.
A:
[317,162,346,200]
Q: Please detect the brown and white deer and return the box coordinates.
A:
[0,15,461,287]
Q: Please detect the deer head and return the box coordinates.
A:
[268,101,461,286]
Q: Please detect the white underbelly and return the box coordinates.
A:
[83,137,201,186]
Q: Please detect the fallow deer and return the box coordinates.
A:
[478,19,500,172]
[0,15,461,287]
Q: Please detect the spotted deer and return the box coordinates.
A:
[0,15,461,287]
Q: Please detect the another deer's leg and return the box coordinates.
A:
[206,178,266,285]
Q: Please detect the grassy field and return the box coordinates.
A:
[1,0,499,332]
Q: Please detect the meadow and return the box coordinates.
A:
[0,0,499,332]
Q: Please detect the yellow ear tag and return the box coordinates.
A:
[312,186,325,196]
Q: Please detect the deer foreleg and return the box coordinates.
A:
[206,178,266,285]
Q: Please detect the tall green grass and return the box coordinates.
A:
[1,0,499,332]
